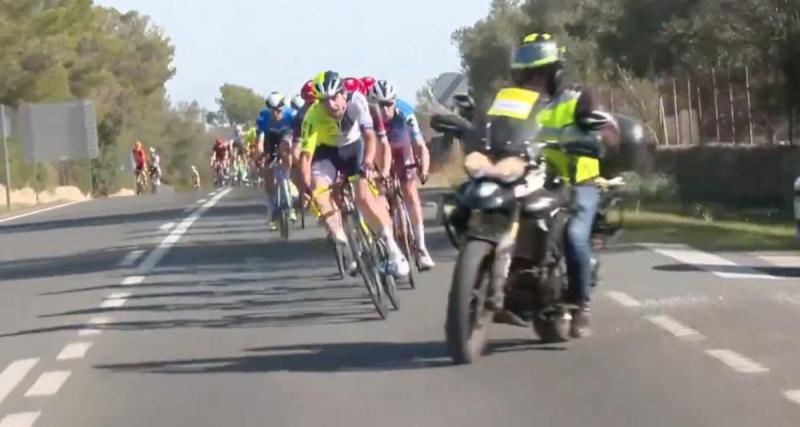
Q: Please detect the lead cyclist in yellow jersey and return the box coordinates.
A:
[300,70,410,278]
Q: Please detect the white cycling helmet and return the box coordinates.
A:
[290,94,305,110]
[312,71,344,100]
[372,80,398,103]
[265,91,286,109]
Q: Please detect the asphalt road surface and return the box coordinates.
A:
[1,187,799,427]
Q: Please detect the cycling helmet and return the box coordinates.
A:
[301,80,315,103]
[343,77,361,94]
[290,94,305,110]
[372,80,398,103]
[312,70,344,100]
[265,91,286,109]
[149,146,156,153]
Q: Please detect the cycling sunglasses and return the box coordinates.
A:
[379,101,395,108]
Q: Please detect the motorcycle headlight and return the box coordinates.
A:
[476,181,500,198]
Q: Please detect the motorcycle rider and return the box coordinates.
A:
[508,33,618,338]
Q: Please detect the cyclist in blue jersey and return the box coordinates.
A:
[257,91,298,229]
[370,80,435,270]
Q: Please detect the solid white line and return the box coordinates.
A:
[705,349,770,374]
[605,291,643,308]
[0,359,39,405]
[137,188,231,273]
[784,389,800,405]
[100,293,130,309]
[645,244,784,280]
[197,198,208,204]
[78,317,109,336]
[56,342,93,360]
[159,222,176,232]
[646,315,704,340]
[0,412,40,427]
[24,371,71,397]
[121,275,145,286]
[117,249,145,268]
[0,201,84,224]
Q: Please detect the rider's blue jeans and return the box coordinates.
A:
[565,184,599,305]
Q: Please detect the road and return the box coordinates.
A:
[1,187,799,427]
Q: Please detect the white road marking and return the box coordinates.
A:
[197,198,208,204]
[159,222,176,232]
[24,371,71,397]
[56,342,93,360]
[784,390,800,406]
[0,201,84,224]
[138,188,231,273]
[78,317,109,336]
[605,291,643,308]
[640,294,716,310]
[705,349,770,374]
[0,412,40,427]
[644,243,784,280]
[646,315,704,340]
[100,293,130,309]
[117,249,145,267]
[0,359,39,405]
[121,276,145,286]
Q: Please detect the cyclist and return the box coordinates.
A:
[132,141,147,181]
[149,146,162,186]
[344,77,390,174]
[371,80,435,270]
[257,91,298,228]
[210,138,229,183]
[300,70,410,278]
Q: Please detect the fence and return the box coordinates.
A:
[597,66,797,147]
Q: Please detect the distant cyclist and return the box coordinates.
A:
[210,138,229,183]
[132,141,147,181]
[149,147,162,186]
[257,91,297,228]
[371,80,434,270]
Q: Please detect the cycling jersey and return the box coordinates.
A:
[132,149,147,170]
[300,91,374,155]
[256,108,296,139]
[394,98,423,143]
[212,142,228,161]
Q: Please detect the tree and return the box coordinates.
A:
[215,84,264,127]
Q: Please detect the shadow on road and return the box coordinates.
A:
[653,263,800,278]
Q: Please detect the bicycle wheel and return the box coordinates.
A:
[393,195,417,289]
[332,238,346,280]
[344,213,388,319]
[373,233,400,310]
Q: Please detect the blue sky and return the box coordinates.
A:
[94,0,490,110]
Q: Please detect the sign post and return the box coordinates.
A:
[0,105,11,209]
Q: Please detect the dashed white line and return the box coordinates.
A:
[24,371,71,397]
[783,389,800,406]
[197,198,208,204]
[159,222,176,232]
[0,412,41,427]
[0,358,39,405]
[78,317,109,336]
[121,276,145,286]
[56,342,93,360]
[605,291,643,308]
[705,349,770,374]
[100,293,130,309]
[645,315,704,341]
[117,249,145,268]
[644,243,784,280]
[138,188,231,273]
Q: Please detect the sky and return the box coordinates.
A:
[93,0,490,110]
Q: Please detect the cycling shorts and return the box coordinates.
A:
[311,139,364,184]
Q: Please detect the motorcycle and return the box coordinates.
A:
[433,93,626,364]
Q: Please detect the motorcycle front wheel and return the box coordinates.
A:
[445,239,495,364]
